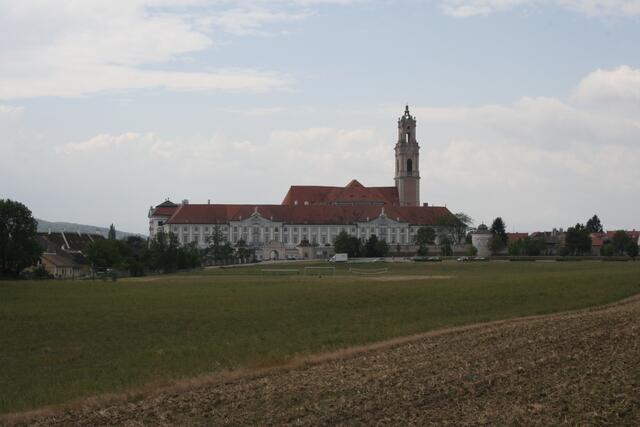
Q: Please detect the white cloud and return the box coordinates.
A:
[198,7,311,36]
[0,105,24,116]
[573,65,640,106]
[0,1,296,99]
[56,132,158,154]
[441,0,640,17]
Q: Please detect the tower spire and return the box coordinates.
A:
[394,105,420,206]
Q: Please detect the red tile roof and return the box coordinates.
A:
[590,233,606,247]
[605,230,640,241]
[282,180,399,206]
[165,204,454,226]
[151,206,178,217]
[507,233,529,244]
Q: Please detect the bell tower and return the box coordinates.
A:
[394,105,420,206]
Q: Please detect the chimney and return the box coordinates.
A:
[208,199,211,205]
[423,203,428,207]
[182,199,189,205]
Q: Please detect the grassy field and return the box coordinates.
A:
[1,260,639,414]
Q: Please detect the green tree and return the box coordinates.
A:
[601,243,615,257]
[452,212,473,244]
[374,239,389,257]
[334,231,362,257]
[235,239,251,261]
[148,231,179,273]
[626,241,639,259]
[434,212,468,245]
[611,230,632,255]
[86,239,126,269]
[108,224,116,240]
[334,231,350,254]
[122,236,148,276]
[364,234,380,257]
[177,242,202,270]
[0,199,42,277]
[564,223,591,255]
[416,226,436,256]
[508,236,545,256]
[489,217,507,254]
[585,215,603,233]
[439,234,453,256]
[206,225,227,262]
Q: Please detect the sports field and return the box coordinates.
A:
[1,260,639,415]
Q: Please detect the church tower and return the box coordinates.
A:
[395,105,420,206]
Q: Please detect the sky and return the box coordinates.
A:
[1,0,640,234]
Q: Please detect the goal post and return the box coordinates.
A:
[349,267,389,276]
[260,269,300,276]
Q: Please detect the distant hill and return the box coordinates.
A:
[36,219,146,240]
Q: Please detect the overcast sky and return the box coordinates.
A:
[2,0,640,234]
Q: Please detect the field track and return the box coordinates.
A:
[9,293,640,426]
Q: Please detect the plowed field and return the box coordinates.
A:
[15,294,640,426]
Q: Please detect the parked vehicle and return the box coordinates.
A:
[329,253,348,263]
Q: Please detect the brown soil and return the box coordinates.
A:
[8,295,640,426]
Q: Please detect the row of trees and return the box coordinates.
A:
[87,226,260,276]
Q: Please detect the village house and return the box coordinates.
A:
[35,230,104,278]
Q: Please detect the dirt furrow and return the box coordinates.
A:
[9,295,640,426]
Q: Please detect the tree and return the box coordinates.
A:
[0,199,42,277]
[178,242,202,270]
[452,212,473,245]
[439,234,453,256]
[611,230,632,255]
[434,213,469,245]
[86,239,127,269]
[415,226,436,256]
[601,243,615,257]
[489,217,507,254]
[206,225,227,262]
[148,231,179,273]
[626,241,639,259]
[374,239,389,257]
[360,235,389,258]
[585,215,603,233]
[122,236,148,276]
[108,224,116,240]
[508,236,545,256]
[334,231,362,257]
[564,223,591,255]
[235,239,251,261]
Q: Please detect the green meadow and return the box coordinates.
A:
[1,261,639,414]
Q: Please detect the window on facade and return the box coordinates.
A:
[407,158,413,173]
[158,221,164,226]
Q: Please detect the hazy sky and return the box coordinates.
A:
[2,0,640,234]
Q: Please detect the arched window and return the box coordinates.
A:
[407,158,413,173]
[405,132,409,143]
